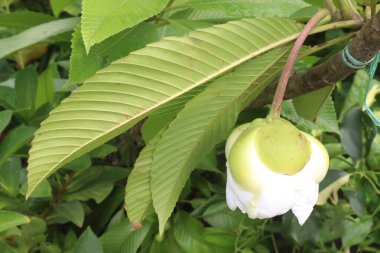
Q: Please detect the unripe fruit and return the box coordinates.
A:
[225,117,329,225]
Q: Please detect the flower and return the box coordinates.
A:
[225,118,329,225]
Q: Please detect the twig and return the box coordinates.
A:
[324,0,341,20]
[251,10,380,108]
[371,1,377,17]
[338,0,363,21]
[41,172,75,219]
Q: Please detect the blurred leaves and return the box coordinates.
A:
[100,219,152,253]
[293,86,333,121]
[0,125,36,166]
[341,106,362,158]
[74,227,103,253]
[0,11,56,30]
[0,18,79,58]
[0,110,12,133]
[0,210,30,232]
[53,201,85,227]
[64,166,129,203]
[173,212,235,253]
[81,0,168,51]
[317,169,349,205]
[342,217,373,247]
[50,0,76,17]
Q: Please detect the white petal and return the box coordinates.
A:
[226,166,253,213]
[227,146,298,219]
[299,133,329,183]
[292,175,319,225]
[252,174,296,219]
[226,171,237,211]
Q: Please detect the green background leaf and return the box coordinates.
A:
[0,18,79,58]
[74,227,103,253]
[0,210,30,232]
[68,23,159,85]
[81,0,169,51]
[100,219,152,253]
[0,11,56,30]
[0,125,36,166]
[53,201,85,227]
[0,110,12,133]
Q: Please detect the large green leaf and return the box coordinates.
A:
[125,134,159,225]
[167,0,309,21]
[151,47,290,234]
[125,86,205,225]
[27,17,303,197]
[0,18,79,58]
[81,0,169,52]
[141,85,205,143]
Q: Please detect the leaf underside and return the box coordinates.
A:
[125,47,291,228]
[151,47,291,234]
[27,17,303,197]
[168,0,309,21]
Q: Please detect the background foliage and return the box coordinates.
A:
[0,0,380,252]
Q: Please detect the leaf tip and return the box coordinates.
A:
[25,176,42,199]
[81,32,93,55]
[158,219,166,237]
[84,43,92,55]
[25,186,34,200]
[132,222,142,230]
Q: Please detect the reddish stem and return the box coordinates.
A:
[270,9,330,118]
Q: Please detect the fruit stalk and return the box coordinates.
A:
[270,9,330,118]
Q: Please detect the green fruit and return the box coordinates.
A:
[227,118,311,191]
